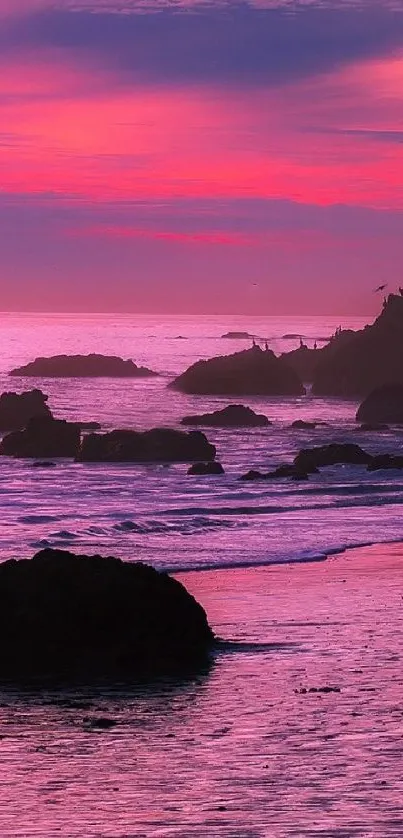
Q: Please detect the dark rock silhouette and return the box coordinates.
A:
[356,384,403,424]
[367,454,403,471]
[187,461,225,475]
[32,461,57,468]
[78,428,216,463]
[0,548,214,680]
[294,443,372,473]
[291,420,318,430]
[0,389,52,432]
[75,421,102,431]
[356,423,390,432]
[221,332,254,339]
[240,464,314,481]
[0,417,81,458]
[10,354,158,378]
[281,347,320,382]
[181,404,271,427]
[170,348,305,396]
[313,295,403,396]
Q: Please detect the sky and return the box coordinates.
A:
[0,0,402,315]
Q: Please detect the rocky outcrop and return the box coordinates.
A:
[170,347,305,396]
[356,384,403,424]
[0,416,81,458]
[0,389,52,432]
[367,454,403,471]
[240,464,314,481]
[294,443,372,473]
[281,347,320,383]
[313,295,403,397]
[10,354,158,378]
[357,423,389,432]
[221,332,254,339]
[181,404,270,428]
[187,461,225,475]
[78,428,216,463]
[0,548,214,680]
[291,420,318,430]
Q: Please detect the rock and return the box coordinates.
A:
[181,404,271,428]
[0,548,214,680]
[357,423,390,432]
[313,295,403,397]
[10,354,158,378]
[75,422,102,431]
[356,384,403,424]
[221,332,255,339]
[239,464,315,481]
[78,428,216,463]
[281,347,320,383]
[294,443,372,473]
[32,461,57,468]
[367,454,403,471]
[271,464,315,480]
[170,347,305,396]
[0,389,52,431]
[187,462,225,475]
[0,417,81,458]
[239,469,266,481]
[291,420,318,430]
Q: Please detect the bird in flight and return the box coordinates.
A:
[374,283,387,292]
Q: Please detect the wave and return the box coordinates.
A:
[169,536,403,575]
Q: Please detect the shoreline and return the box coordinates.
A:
[176,539,403,642]
[170,534,403,576]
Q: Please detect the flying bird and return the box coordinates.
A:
[373,283,387,293]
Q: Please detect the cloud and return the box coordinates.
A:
[1,3,403,87]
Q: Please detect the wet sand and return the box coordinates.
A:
[0,543,402,837]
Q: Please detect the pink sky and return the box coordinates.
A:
[0,1,402,314]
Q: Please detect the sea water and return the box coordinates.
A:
[1,312,402,837]
[0,310,402,570]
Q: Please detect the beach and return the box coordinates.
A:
[0,542,402,837]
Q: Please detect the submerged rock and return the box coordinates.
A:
[10,354,158,378]
[78,428,216,463]
[356,384,403,424]
[239,464,315,481]
[313,295,403,397]
[187,461,225,475]
[0,416,81,458]
[291,420,318,430]
[170,347,305,396]
[0,548,214,680]
[367,454,403,471]
[181,404,270,428]
[0,389,52,432]
[294,443,372,473]
[357,423,390,432]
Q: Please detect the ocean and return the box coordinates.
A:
[1,312,402,837]
[1,310,402,570]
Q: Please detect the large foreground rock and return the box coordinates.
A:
[170,347,305,396]
[313,295,403,397]
[181,404,270,427]
[78,428,216,463]
[0,549,214,680]
[294,443,372,473]
[0,416,81,458]
[0,389,52,431]
[10,354,158,378]
[356,384,403,424]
